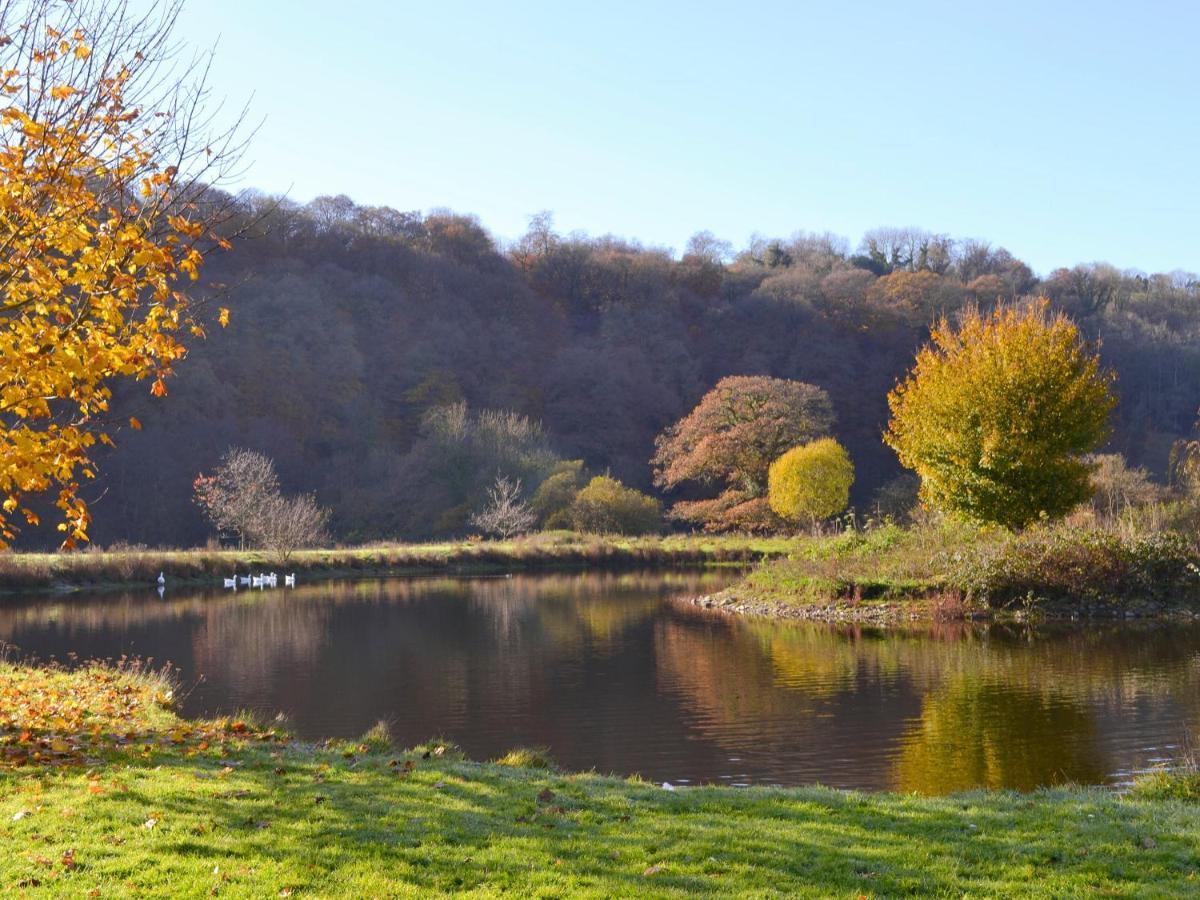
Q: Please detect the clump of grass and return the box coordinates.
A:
[493,746,556,769]
[358,720,394,752]
[1131,770,1200,801]
[409,736,464,760]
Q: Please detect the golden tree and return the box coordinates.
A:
[0,0,245,545]
[884,301,1116,529]
[767,437,854,527]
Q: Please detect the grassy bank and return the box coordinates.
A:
[0,533,795,594]
[712,522,1200,623]
[2,659,1199,897]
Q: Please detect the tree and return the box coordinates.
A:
[193,448,280,548]
[469,474,536,539]
[652,376,834,531]
[884,302,1116,529]
[0,0,245,546]
[568,475,661,535]
[254,492,330,564]
[767,438,854,526]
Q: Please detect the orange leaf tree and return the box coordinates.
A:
[652,375,834,531]
[884,301,1116,529]
[0,0,245,546]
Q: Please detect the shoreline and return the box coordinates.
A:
[0,533,789,596]
[683,589,1200,625]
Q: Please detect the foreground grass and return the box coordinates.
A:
[0,532,796,594]
[3,662,1200,896]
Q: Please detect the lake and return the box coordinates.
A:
[1,570,1197,793]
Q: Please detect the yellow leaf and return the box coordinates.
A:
[218,307,230,328]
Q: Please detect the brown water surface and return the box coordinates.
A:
[2,571,1197,792]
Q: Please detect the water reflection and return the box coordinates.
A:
[1,571,1198,793]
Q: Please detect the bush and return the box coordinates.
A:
[530,460,587,529]
[1087,453,1160,520]
[767,438,854,525]
[569,476,662,535]
[947,525,1200,608]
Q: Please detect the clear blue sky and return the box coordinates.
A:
[176,0,1200,274]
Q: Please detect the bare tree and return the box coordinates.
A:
[193,448,280,548]
[470,475,536,539]
[252,492,330,564]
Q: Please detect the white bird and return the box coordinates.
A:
[251,574,265,588]
[238,575,251,586]
[156,572,165,586]
[223,577,237,589]
[284,573,296,587]
[266,572,278,587]
[662,782,676,792]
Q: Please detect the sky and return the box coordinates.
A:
[170,0,1200,275]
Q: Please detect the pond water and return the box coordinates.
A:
[2,570,1198,793]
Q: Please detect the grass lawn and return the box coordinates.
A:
[3,660,1200,897]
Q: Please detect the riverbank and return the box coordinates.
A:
[0,533,794,595]
[2,659,1198,897]
[704,522,1200,624]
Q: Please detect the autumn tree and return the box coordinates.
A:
[255,491,330,564]
[767,438,854,527]
[884,302,1116,529]
[652,376,834,531]
[0,0,245,546]
[193,447,279,548]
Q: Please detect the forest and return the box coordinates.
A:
[66,194,1200,548]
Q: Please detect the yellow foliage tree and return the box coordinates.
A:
[884,301,1116,529]
[0,1,244,546]
[767,437,854,526]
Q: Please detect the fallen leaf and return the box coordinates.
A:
[644,864,666,877]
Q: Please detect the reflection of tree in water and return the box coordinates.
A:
[893,679,1106,794]
[190,594,332,694]
[655,614,1200,789]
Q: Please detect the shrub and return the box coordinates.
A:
[947,525,1200,607]
[569,476,662,535]
[1087,453,1160,520]
[884,301,1116,529]
[530,460,587,529]
[767,438,854,526]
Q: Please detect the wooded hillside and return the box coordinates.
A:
[72,196,1200,547]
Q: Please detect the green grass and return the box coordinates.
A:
[3,660,1200,897]
[0,532,797,594]
[731,522,978,609]
[726,521,1200,621]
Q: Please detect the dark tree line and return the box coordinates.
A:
[45,197,1200,548]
